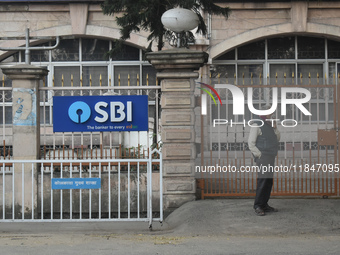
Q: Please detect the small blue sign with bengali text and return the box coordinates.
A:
[52,178,101,190]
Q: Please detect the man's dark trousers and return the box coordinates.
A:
[254,154,276,209]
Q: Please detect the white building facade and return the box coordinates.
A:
[0,0,340,208]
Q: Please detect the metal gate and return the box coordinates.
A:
[0,149,162,227]
[197,81,340,199]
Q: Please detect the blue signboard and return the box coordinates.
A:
[53,95,148,132]
[52,178,101,190]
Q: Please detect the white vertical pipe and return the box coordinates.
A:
[60,163,63,219]
[137,162,140,219]
[159,150,163,222]
[21,164,24,220]
[31,163,34,219]
[80,162,82,219]
[70,162,72,220]
[118,162,121,219]
[108,162,111,219]
[40,163,43,219]
[2,162,5,219]
[89,162,92,219]
[128,162,130,219]
[99,162,101,219]
[12,163,15,220]
[51,163,53,219]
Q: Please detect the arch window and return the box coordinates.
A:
[0,38,157,125]
[0,38,156,86]
[212,36,340,84]
[211,36,340,124]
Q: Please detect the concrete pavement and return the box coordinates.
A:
[165,198,340,236]
[0,198,339,254]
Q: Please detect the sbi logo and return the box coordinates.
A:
[68,101,91,123]
[68,101,132,124]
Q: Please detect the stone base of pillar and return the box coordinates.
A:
[162,159,196,215]
[147,48,208,213]
[163,193,196,216]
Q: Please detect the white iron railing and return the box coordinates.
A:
[0,149,162,229]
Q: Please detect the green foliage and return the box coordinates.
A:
[101,0,230,52]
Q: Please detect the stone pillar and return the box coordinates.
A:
[146,49,208,213]
[2,64,48,218]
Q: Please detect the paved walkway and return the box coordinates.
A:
[0,199,339,254]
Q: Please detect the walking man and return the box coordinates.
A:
[248,110,280,216]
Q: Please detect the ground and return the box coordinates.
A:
[0,199,339,255]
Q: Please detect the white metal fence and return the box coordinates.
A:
[0,80,162,228]
[0,149,162,228]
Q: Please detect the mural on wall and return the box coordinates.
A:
[13,88,36,126]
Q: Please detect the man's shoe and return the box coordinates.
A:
[254,207,265,216]
[264,205,278,212]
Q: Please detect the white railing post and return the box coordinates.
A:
[148,150,153,229]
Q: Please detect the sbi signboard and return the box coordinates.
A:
[53,95,148,132]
